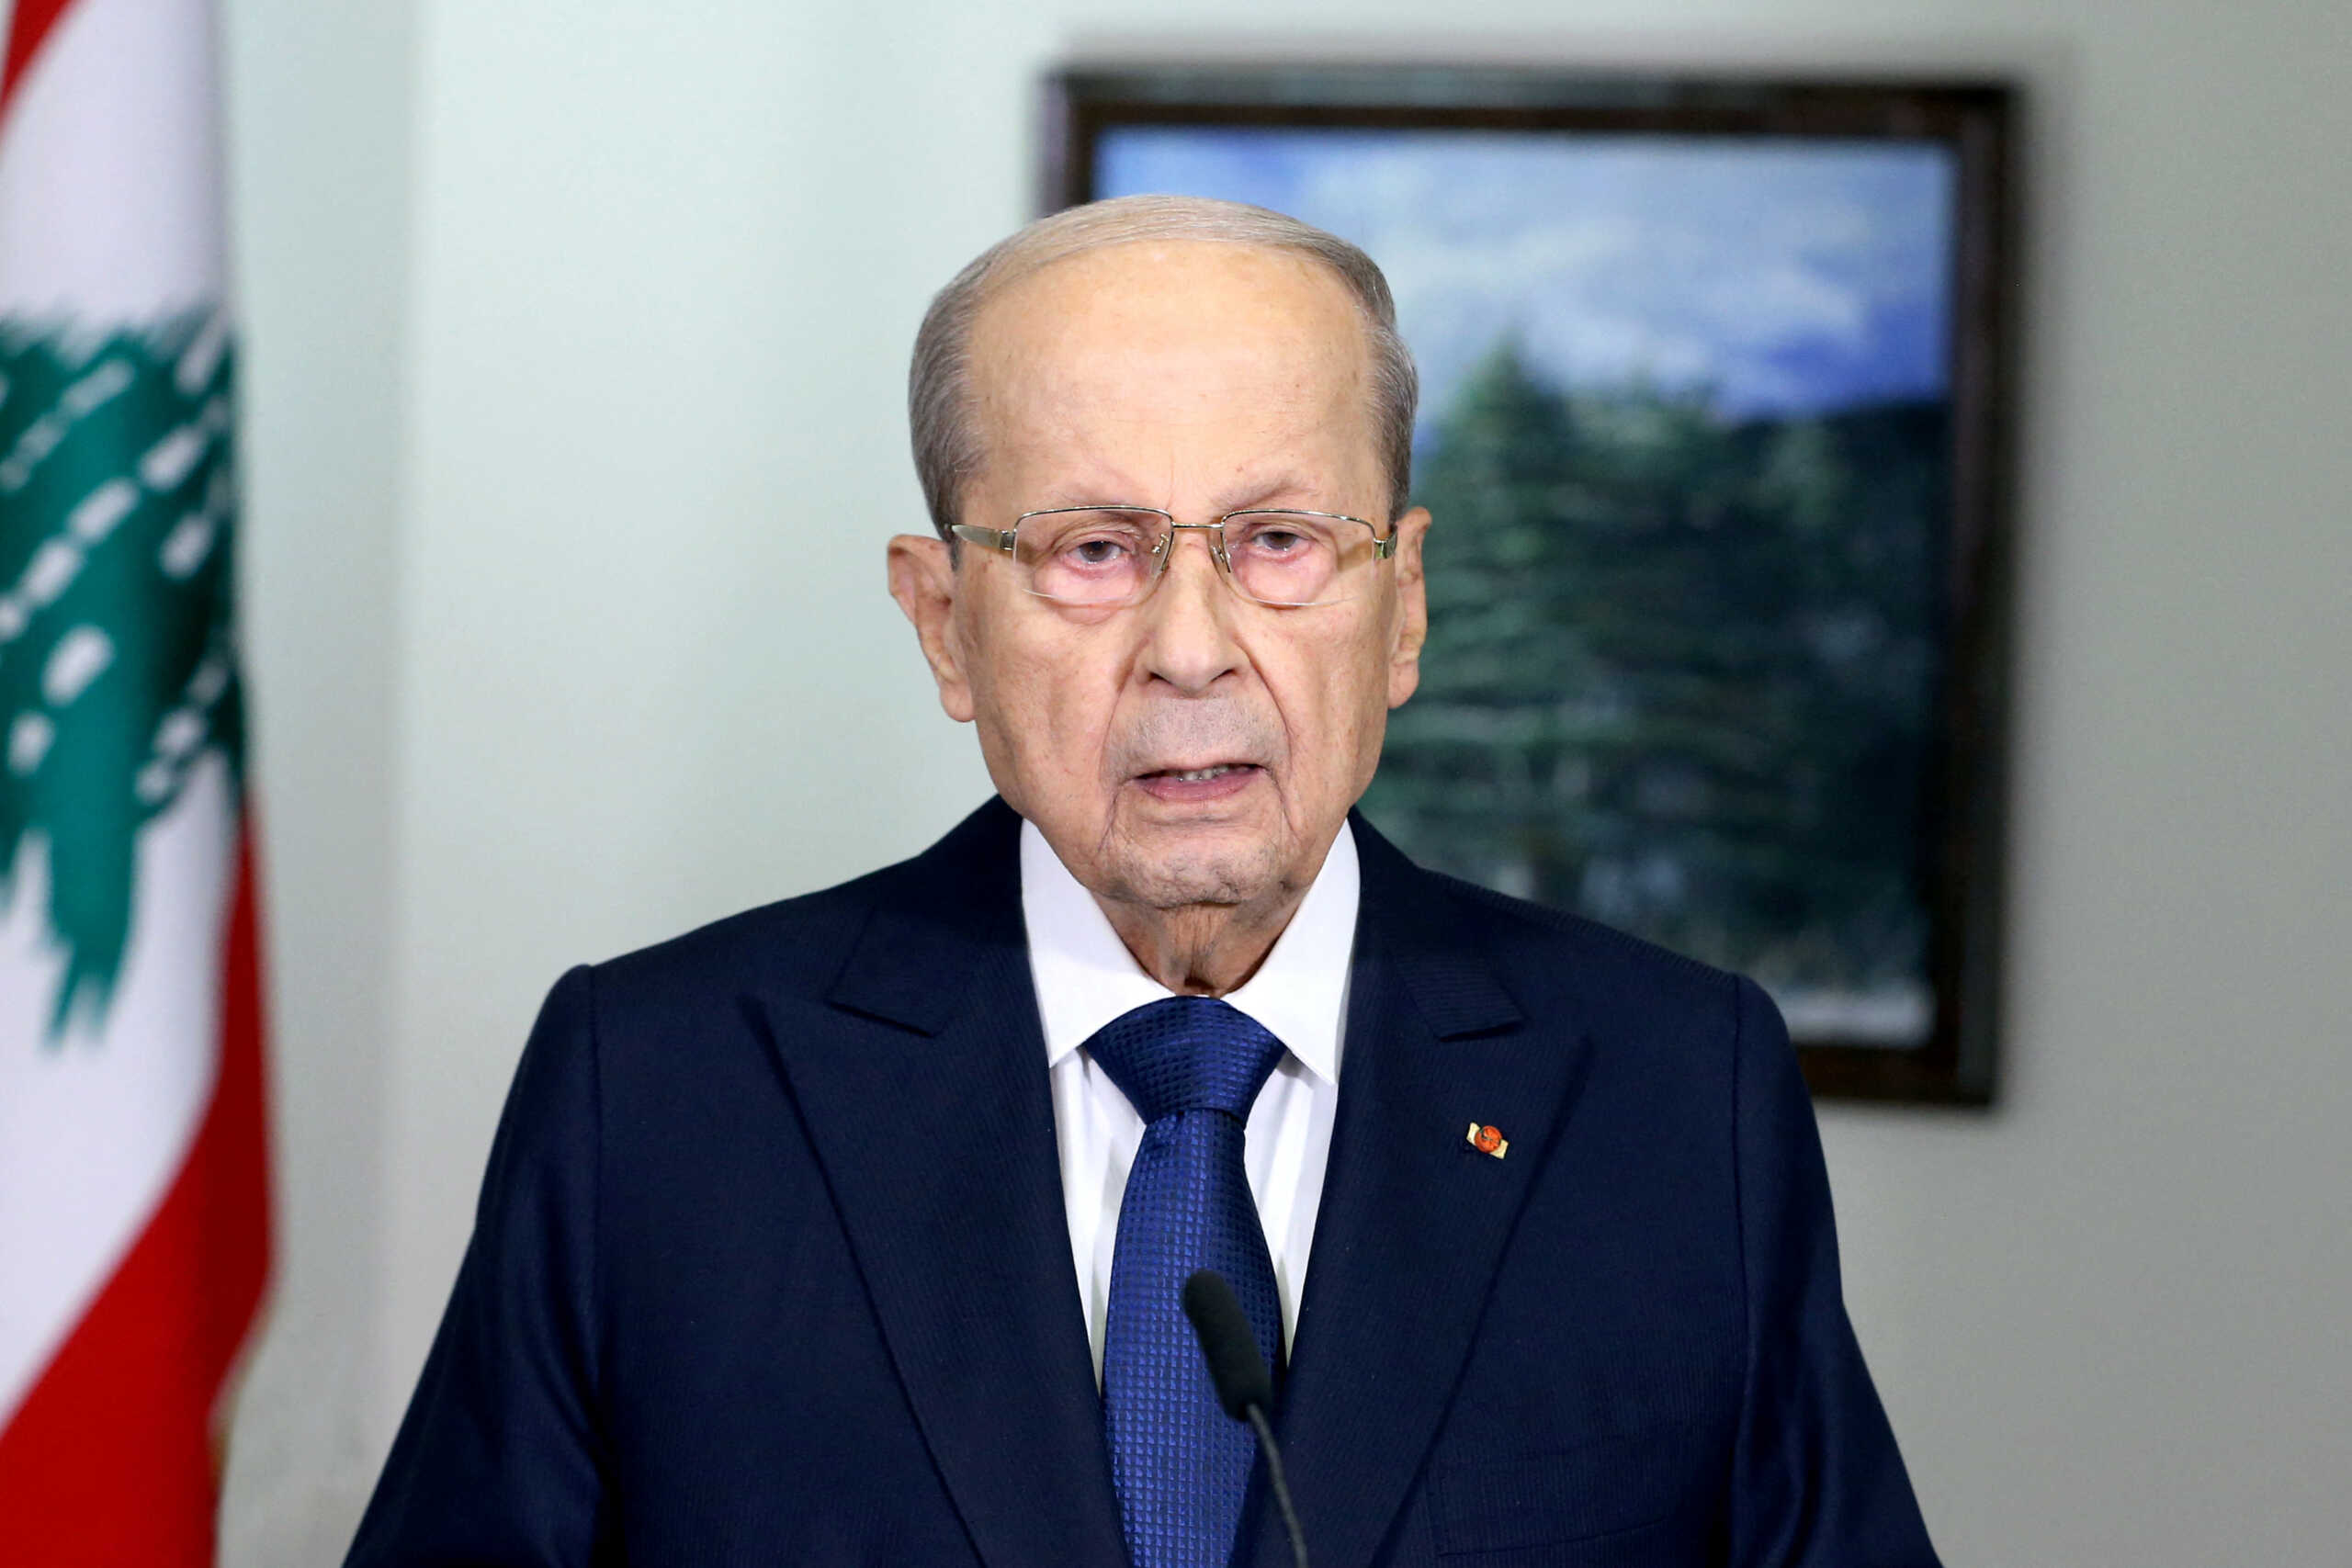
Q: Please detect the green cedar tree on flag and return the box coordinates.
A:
[0,0,272,1559]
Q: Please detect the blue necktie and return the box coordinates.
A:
[1088,996,1288,1568]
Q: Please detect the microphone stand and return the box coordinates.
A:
[1184,1269,1311,1568]
[1244,1403,1310,1568]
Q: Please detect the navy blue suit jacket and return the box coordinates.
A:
[348,799,1939,1566]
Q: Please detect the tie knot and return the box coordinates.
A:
[1084,996,1287,1125]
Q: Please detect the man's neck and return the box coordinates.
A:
[1095,890,1309,998]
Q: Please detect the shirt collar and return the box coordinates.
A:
[1020,816,1359,1085]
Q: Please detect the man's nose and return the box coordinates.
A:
[1137,527,1245,694]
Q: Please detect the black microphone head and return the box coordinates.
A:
[1182,1269,1274,1420]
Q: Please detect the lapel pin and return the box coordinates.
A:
[1466,1122,1509,1159]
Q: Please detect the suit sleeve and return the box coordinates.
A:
[1725,976,1941,1567]
[345,965,617,1567]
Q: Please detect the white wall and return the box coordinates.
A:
[216,0,2351,1563]
[214,0,416,1560]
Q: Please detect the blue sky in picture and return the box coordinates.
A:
[1096,128,1957,430]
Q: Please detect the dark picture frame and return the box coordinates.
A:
[1043,67,2018,1105]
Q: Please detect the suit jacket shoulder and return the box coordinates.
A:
[582,793,1026,1055]
[1349,814,1751,1110]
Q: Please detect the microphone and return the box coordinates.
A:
[1183,1269,1310,1568]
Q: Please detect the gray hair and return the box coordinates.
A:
[908,194,1419,538]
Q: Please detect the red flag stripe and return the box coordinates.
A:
[0,823,272,1567]
[0,0,77,115]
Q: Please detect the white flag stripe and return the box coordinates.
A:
[0,0,225,317]
[0,756,232,1427]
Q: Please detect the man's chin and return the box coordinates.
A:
[1101,819,1288,912]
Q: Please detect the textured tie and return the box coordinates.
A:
[1089,996,1288,1568]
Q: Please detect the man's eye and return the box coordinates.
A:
[1237,525,1319,558]
[1069,538,1131,566]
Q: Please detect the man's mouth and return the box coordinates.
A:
[1152,764,1248,783]
[1132,762,1263,802]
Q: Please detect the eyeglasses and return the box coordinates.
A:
[950,505,1398,609]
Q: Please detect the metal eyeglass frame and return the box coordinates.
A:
[948,504,1399,608]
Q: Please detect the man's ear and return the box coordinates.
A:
[888,534,976,723]
[1385,505,1431,709]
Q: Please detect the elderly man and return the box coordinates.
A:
[348,197,1939,1568]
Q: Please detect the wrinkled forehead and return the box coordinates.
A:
[966,242,1379,496]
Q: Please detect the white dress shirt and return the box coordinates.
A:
[1020,818,1358,1382]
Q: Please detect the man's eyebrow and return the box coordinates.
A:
[1215,473,1332,512]
[1023,471,1336,513]
[1028,484,1160,511]
[1023,467,1157,506]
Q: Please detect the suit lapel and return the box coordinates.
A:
[752,800,1127,1568]
[1250,818,1595,1568]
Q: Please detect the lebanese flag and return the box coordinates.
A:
[0,0,273,1561]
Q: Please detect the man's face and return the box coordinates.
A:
[891,241,1429,917]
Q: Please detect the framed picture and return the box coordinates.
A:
[1044,67,2018,1105]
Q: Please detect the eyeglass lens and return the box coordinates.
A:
[1014,508,1374,606]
